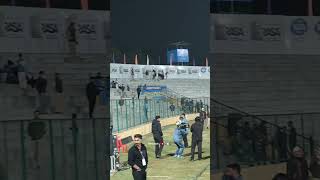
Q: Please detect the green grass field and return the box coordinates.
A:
[111,121,210,180]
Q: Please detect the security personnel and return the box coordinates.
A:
[152,115,164,158]
[190,117,203,161]
[128,134,148,180]
[181,113,189,147]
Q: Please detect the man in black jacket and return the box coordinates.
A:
[152,115,164,158]
[128,134,148,180]
[86,78,99,118]
[190,116,203,161]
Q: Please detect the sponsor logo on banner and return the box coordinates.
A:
[111,67,118,73]
[291,18,308,36]
[315,21,320,35]
[215,23,248,41]
[201,67,207,73]
[31,16,59,39]
[191,68,199,73]
[251,22,281,41]
[177,69,187,74]
[77,20,97,40]
[0,16,25,38]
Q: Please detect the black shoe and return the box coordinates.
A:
[198,158,202,161]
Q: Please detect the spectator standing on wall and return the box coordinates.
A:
[66,21,78,56]
[131,67,135,80]
[53,73,64,113]
[86,78,99,118]
[137,86,141,99]
[288,121,297,153]
[17,53,27,93]
[35,71,48,114]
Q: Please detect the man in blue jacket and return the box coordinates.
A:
[173,120,187,158]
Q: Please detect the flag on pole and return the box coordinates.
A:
[123,54,126,64]
[205,57,208,67]
[158,56,161,65]
[81,0,88,10]
[169,54,173,66]
[308,0,313,16]
[112,52,115,63]
[193,57,195,66]
[146,54,150,65]
[135,54,138,65]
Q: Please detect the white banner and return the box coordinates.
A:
[0,6,110,53]
[210,14,320,55]
[110,63,210,80]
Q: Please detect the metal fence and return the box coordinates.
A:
[211,99,317,170]
[0,118,107,180]
[111,97,210,133]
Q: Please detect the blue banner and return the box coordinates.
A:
[142,86,167,93]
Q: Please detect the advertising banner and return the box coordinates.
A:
[210,14,320,55]
[110,63,210,80]
[0,6,110,53]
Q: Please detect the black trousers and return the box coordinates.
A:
[183,134,188,147]
[88,97,96,118]
[132,170,146,180]
[154,137,164,157]
[191,140,202,160]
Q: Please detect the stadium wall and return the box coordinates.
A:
[115,113,198,139]
[0,6,110,54]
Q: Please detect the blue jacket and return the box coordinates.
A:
[173,128,187,143]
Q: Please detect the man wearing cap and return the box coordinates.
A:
[152,115,164,158]
[128,134,148,180]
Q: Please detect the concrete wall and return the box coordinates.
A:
[211,53,320,144]
[211,54,320,114]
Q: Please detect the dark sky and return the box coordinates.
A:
[111,0,210,65]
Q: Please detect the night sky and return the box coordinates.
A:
[111,0,210,65]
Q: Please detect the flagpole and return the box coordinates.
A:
[230,0,234,13]
[308,0,313,16]
[267,0,272,15]
[81,0,88,10]
[112,52,115,63]
[146,55,149,65]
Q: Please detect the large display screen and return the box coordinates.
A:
[167,49,189,64]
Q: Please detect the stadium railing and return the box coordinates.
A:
[111,97,210,133]
[211,98,317,171]
[0,118,108,180]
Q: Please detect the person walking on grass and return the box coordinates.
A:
[190,117,203,161]
[128,134,148,180]
[152,115,164,158]
[173,120,186,159]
